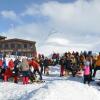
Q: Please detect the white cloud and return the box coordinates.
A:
[4,0,100,55]
[46,37,69,46]
[21,4,41,16]
[41,0,100,33]
[5,22,51,45]
[1,10,21,22]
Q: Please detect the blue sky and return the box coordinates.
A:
[0,0,76,31]
[0,0,100,55]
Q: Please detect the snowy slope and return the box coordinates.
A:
[0,66,100,100]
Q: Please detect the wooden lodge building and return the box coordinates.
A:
[0,36,37,57]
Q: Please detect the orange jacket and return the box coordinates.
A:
[96,55,100,66]
[30,60,40,69]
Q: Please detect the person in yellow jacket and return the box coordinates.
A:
[93,53,100,77]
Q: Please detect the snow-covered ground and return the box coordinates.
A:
[0,65,100,100]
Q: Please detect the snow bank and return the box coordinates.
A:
[0,82,45,100]
[44,81,100,100]
[0,65,100,100]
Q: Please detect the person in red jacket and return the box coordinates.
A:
[8,59,14,70]
[59,57,65,76]
[4,59,14,82]
[30,58,42,80]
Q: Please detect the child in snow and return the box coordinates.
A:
[83,57,91,84]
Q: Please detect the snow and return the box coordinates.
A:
[0,65,100,100]
[95,70,100,79]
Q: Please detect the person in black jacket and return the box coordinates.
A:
[64,55,77,77]
[13,58,21,83]
[39,58,44,75]
[43,58,49,75]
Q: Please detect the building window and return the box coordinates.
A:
[17,44,21,49]
[0,44,2,49]
[4,44,9,49]
[24,44,27,49]
[29,44,33,49]
[11,43,15,49]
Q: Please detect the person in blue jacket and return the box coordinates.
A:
[3,58,7,69]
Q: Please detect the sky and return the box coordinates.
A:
[0,0,100,55]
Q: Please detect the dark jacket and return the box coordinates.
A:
[14,59,21,74]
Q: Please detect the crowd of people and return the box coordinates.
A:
[0,57,43,84]
[0,51,100,85]
[51,51,100,85]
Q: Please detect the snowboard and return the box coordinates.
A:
[30,80,45,84]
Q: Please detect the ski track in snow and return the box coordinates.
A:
[0,66,100,100]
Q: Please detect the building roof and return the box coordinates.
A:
[0,36,6,40]
[0,38,36,44]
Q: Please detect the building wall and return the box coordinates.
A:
[0,39,36,57]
